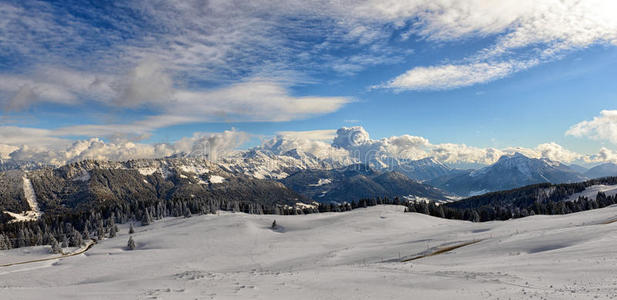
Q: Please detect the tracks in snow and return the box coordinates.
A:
[400,239,484,262]
[0,240,96,268]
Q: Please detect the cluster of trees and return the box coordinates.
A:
[0,209,118,250]
[316,197,405,213]
[404,191,617,222]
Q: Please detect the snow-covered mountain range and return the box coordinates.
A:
[2,127,616,202]
[429,152,588,196]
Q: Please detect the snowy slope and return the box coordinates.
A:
[2,205,617,299]
[565,184,617,202]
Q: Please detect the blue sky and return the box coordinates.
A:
[1,0,617,166]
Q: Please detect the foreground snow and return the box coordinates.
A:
[2,206,617,299]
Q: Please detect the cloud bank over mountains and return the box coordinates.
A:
[0,129,249,166]
[1,125,615,167]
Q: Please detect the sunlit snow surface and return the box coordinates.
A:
[2,206,617,299]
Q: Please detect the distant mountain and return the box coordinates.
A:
[390,157,453,181]
[218,149,350,180]
[585,163,617,179]
[430,153,588,196]
[0,158,308,223]
[0,159,51,172]
[568,164,588,174]
[280,164,449,203]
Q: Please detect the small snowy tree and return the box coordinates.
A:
[129,223,135,234]
[72,229,84,246]
[271,220,277,229]
[109,224,117,238]
[61,234,68,248]
[471,210,481,222]
[50,236,62,254]
[127,236,136,250]
[141,210,152,226]
[0,234,7,250]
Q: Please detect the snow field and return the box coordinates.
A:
[1,205,617,299]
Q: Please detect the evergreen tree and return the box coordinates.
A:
[141,210,152,226]
[0,234,7,250]
[50,236,62,254]
[17,229,26,248]
[471,210,481,222]
[61,234,69,248]
[72,229,84,246]
[109,224,117,238]
[129,223,135,234]
[127,236,136,250]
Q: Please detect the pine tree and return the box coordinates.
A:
[141,210,152,226]
[72,229,84,246]
[97,222,105,240]
[129,223,135,234]
[61,234,69,248]
[0,234,7,250]
[127,236,136,250]
[109,224,117,238]
[50,236,62,254]
[17,229,26,248]
[471,210,481,222]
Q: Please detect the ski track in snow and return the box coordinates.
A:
[4,176,42,223]
[2,205,617,299]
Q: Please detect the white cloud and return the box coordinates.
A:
[535,142,583,163]
[584,147,617,163]
[276,129,338,142]
[566,110,617,144]
[430,143,504,165]
[118,59,174,108]
[3,129,249,166]
[0,76,351,139]
[371,0,617,90]
[385,60,537,91]
[260,135,351,162]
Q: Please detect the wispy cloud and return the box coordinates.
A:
[383,60,538,91]
[373,0,617,90]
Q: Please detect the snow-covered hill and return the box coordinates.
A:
[2,205,617,299]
